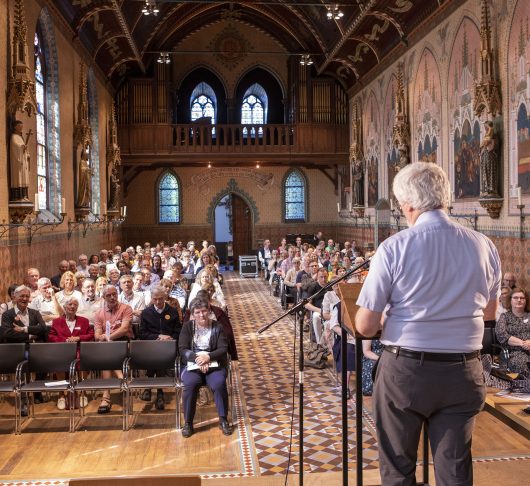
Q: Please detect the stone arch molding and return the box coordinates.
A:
[206,178,260,224]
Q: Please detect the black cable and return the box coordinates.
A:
[284,309,298,485]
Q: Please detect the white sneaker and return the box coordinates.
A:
[57,397,66,410]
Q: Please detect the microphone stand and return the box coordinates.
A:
[257,257,371,486]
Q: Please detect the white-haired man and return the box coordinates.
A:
[355,162,501,486]
[29,277,63,324]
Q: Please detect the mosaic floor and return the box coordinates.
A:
[225,273,379,475]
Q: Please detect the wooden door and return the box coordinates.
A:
[231,194,252,269]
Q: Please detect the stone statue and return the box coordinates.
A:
[479,121,499,197]
[108,167,120,211]
[9,120,31,200]
[352,158,365,207]
[76,144,93,208]
[397,143,410,170]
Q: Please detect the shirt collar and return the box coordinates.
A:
[414,209,450,226]
[14,305,27,315]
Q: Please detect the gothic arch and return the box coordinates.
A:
[206,179,260,224]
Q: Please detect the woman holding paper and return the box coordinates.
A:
[178,298,230,438]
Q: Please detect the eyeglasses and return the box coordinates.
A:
[511,296,526,300]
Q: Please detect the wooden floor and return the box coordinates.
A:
[0,273,529,485]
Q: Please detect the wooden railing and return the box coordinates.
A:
[117,123,348,156]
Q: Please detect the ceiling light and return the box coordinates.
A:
[327,4,344,20]
[207,162,212,169]
[300,54,313,66]
[256,162,260,169]
[157,52,170,64]
[142,0,159,16]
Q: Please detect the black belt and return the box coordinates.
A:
[384,345,480,362]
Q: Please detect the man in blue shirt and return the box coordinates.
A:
[356,162,500,486]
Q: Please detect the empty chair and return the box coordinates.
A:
[18,342,78,433]
[73,341,128,430]
[124,340,180,429]
[0,343,26,433]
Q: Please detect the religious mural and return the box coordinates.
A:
[413,48,441,164]
[448,17,481,199]
[509,0,530,193]
[384,75,398,199]
[364,91,380,207]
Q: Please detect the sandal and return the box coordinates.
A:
[97,397,112,414]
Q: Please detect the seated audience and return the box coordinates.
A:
[51,260,69,291]
[118,274,146,337]
[94,285,133,414]
[304,267,328,343]
[56,271,83,307]
[495,287,530,377]
[95,276,108,298]
[361,339,384,396]
[25,267,40,300]
[48,296,94,409]
[29,277,63,324]
[179,298,231,438]
[0,284,18,317]
[133,272,151,306]
[77,278,101,326]
[138,286,182,409]
[502,272,517,290]
[1,285,47,415]
[496,286,511,321]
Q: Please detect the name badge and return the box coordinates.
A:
[74,327,81,330]
[164,314,170,320]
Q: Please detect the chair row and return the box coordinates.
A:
[0,340,181,434]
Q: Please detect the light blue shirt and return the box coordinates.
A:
[357,210,501,352]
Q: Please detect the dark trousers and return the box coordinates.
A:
[181,367,228,423]
[373,350,485,486]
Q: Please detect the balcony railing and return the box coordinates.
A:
[117,123,348,156]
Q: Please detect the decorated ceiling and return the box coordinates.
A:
[48,0,454,87]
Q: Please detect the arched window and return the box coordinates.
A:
[34,9,62,214]
[34,29,48,210]
[190,82,216,123]
[158,171,180,223]
[87,70,100,212]
[241,83,267,136]
[283,169,306,222]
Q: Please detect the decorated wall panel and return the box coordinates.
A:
[508,0,530,196]
[383,74,398,199]
[364,91,381,207]
[448,16,482,200]
[413,48,442,165]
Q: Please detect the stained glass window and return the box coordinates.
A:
[87,71,100,212]
[241,84,267,136]
[190,83,216,123]
[34,31,48,210]
[284,170,306,221]
[158,171,180,223]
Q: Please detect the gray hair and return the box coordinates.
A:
[150,285,166,297]
[101,285,118,297]
[62,296,80,306]
[14,285,31,296]
[393,162,449,212]
[37,277,51,288]
[188,297,210,314]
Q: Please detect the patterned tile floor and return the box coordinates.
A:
[224,273,379,474]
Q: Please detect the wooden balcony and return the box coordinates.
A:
[117,123,349,167]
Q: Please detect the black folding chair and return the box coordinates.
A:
[0,343,26,434]
[124,340,180,429]
[18,342,78,433]
[73,341,128,431]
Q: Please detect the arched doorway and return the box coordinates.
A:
[213,193,253,269]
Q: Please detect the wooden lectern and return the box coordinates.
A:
[336,282,364,337]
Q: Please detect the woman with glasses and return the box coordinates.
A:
[495,287,530,377]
